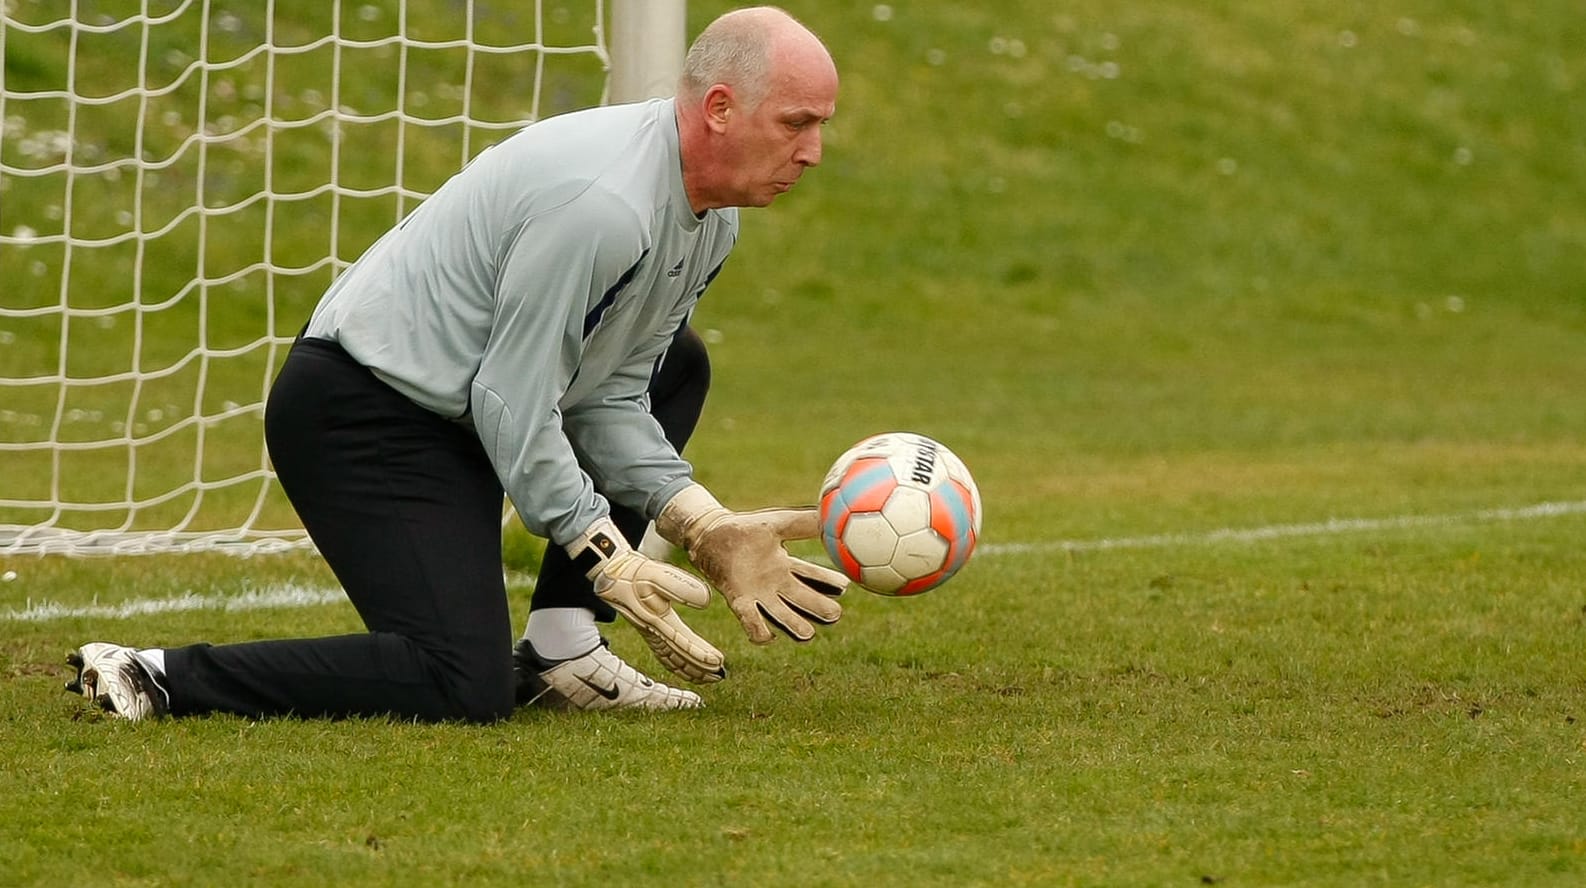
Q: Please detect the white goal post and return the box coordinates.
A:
[0,0,685,556]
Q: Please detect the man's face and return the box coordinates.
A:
[722,60,837,207]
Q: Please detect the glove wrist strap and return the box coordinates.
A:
[655,482,725,547]
[565,516,630,580]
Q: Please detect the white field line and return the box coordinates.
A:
[2,585,346,623]
[4,502,1583,622]
[1,572,542,624]
[982,499,1586,556]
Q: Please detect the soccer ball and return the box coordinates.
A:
[818,432,982,596]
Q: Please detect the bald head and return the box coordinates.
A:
[678,6,834,109]
[674,6,838,212]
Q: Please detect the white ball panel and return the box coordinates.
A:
[879,486,934,535]
[842,512,900,566]
[893,528,950,579]
[861,563,907,594]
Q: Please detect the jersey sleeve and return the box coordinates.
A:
[561,308,697,522]
[468,188,642,547]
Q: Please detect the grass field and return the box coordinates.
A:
[4,0,1586,884]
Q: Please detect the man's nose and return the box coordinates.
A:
[795,129,823,167]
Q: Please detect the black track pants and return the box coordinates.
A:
[163,330,709,722]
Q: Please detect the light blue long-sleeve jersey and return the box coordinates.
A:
[304,98,738,546]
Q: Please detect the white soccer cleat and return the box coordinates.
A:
[65,642,170,721]
[513,638,703,712]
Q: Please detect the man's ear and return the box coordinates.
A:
[703,84,734,131]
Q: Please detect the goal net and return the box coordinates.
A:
[0,0,682,555]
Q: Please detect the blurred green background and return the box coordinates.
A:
[3,0,1582,546]
[688,0,1586,542]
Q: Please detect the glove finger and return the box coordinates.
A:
[651,610,727,679]
[729,596,779,645]
[774,579,843,625]
[789,557,850,598]
[749,596,816,643]
[639,561,712,609]
[761,507,821,543]
[618,596,726,678]
[636,622,727,683]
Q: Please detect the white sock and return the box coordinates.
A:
[523,608,601,661]
[134,647,166,677]
[637,522,675,560]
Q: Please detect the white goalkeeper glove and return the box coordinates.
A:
[566,516,726,683]
[656,483,850,645]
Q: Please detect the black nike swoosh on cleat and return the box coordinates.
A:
[577,676,622,700]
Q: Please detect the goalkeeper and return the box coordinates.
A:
[64,5,848,722]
